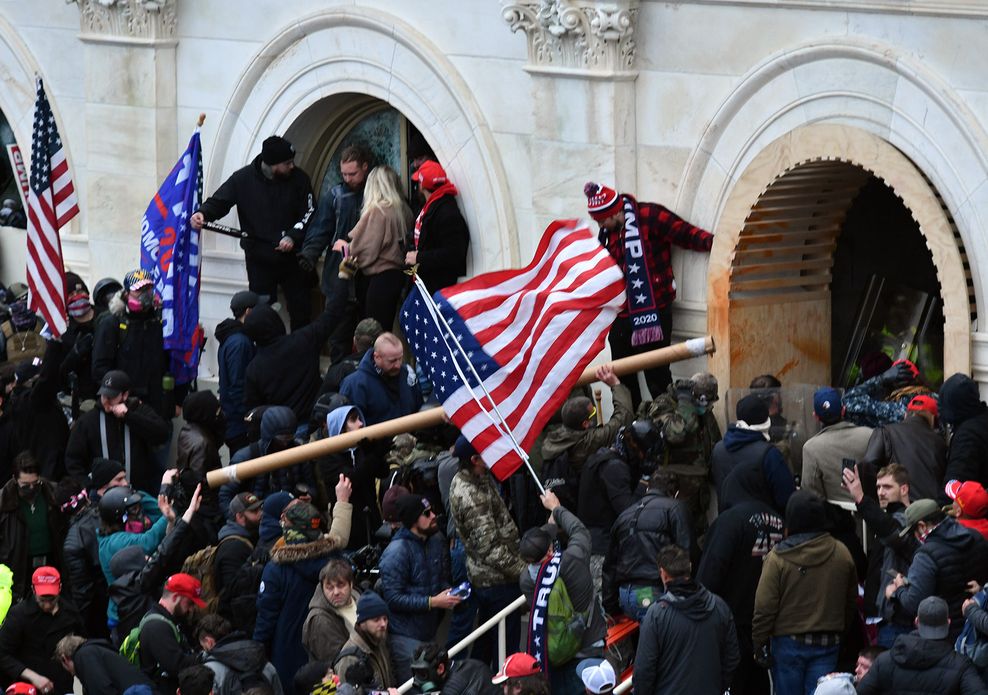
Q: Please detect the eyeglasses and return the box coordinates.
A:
[420,508,436,518]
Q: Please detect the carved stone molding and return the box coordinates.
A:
[67,0,177,44]
[502,0,639,75]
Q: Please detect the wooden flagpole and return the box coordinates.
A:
[206,336,715,488]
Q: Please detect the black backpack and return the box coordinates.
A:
[218,545,268,635]
[541,449,578,511]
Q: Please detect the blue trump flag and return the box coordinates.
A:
[140,129,203,384]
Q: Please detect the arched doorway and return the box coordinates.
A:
[708,124,974,393]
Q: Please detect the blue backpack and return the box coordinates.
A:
[956,590,988,668]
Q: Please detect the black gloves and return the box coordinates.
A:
[297,255,315,273]
[753,643,772,669]
[880,361,916,388]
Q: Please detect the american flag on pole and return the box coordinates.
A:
[400,219,625,480]
[26,77,79,337]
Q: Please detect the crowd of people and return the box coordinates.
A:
[1,131,987,695]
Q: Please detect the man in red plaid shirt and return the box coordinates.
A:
[585,182,714,406]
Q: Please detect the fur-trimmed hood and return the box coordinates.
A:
[269,534,341,565]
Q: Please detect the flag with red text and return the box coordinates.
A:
[400,219,625,480]
[26,77,79,337]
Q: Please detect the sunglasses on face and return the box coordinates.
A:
[420,508,436,518]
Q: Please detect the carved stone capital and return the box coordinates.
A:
[67,0,177,44]
[502,0,639,74]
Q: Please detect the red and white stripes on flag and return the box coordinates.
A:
[26,77,79,337]
[400,219,626,480]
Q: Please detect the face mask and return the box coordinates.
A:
[123,513,150,534]
[126,290,154,313]
[18,483,37,501]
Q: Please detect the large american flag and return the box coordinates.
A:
[26,78,79,337]
[400,219,625,480]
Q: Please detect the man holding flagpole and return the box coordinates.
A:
[584,182,714,407]
[26,77,79,338]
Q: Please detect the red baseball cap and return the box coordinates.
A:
[492,652,542,684]
[907,394,938,417]
[412,160,448,191]
[31,566,61,596]
[6,683,37,695]
[945,480,988,518]
[164,573,207,608]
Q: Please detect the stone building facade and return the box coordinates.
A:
[1,0,987,398]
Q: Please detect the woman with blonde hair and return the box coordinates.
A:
[345,165,413,330]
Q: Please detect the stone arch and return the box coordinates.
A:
[677,38,988,336]
[707,123,971,391]
[205,6,518,273]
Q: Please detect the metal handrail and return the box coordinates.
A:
[395,594,528,694]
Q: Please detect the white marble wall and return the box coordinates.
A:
[1,0,987,387]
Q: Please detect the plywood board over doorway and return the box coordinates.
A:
[728,298,831,388]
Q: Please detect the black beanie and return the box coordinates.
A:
[396,495,431,529]
[90,458,125,490]
[182,390,220,426]
[785,490,830,535]
[261,136,295,165]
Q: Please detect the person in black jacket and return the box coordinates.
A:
[409,642,498,695]
[213,492,262,596]
[405,160,469,294]
[319,317,383,398]
[64,369,170,496]
[59,272,100,412]
[843,462,917,647]
[857,595,986,695]
[0,453,64,600]
[55,634,158,695]
[243,301,341,431]
[577,419,661,586]
[138,572,205,694]
[886,499,988,640]
[0,566,84,695]
[695,500,782,695]
[940,372,988,488]
[5,341,69,480]
[713,394,795,514]
[191,135,315,331]
[633,545,739,695]
[215,290,259,455]
[176,389,226,546]
[601,473,693,621]
[92,270,186,419]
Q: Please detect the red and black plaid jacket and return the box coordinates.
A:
[599,197,713,314]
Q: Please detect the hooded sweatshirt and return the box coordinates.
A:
[856,633,987,695]
[319,405,382,550]
[204,632,283,695]
[215,317,255,443]
[941,373,988,487]
[633,578,740,695]
[243,303,339,424]
[751,532,858,646]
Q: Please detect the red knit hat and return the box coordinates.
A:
[584,182,621,221]
[412,160,448,191]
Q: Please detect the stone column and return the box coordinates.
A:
[502,0,639,232]
[68,0,178,279]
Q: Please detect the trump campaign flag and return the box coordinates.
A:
[140,128,203,384]
[400,219,625,481]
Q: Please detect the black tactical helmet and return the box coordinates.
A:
[98,486,142,525]
[92,277,123,308]
[626,419,663,461]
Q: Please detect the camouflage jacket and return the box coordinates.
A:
[540,383,634,473]
[448,469,526,589]
[640,386,722,472]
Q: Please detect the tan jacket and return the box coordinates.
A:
[347,206,410,275]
